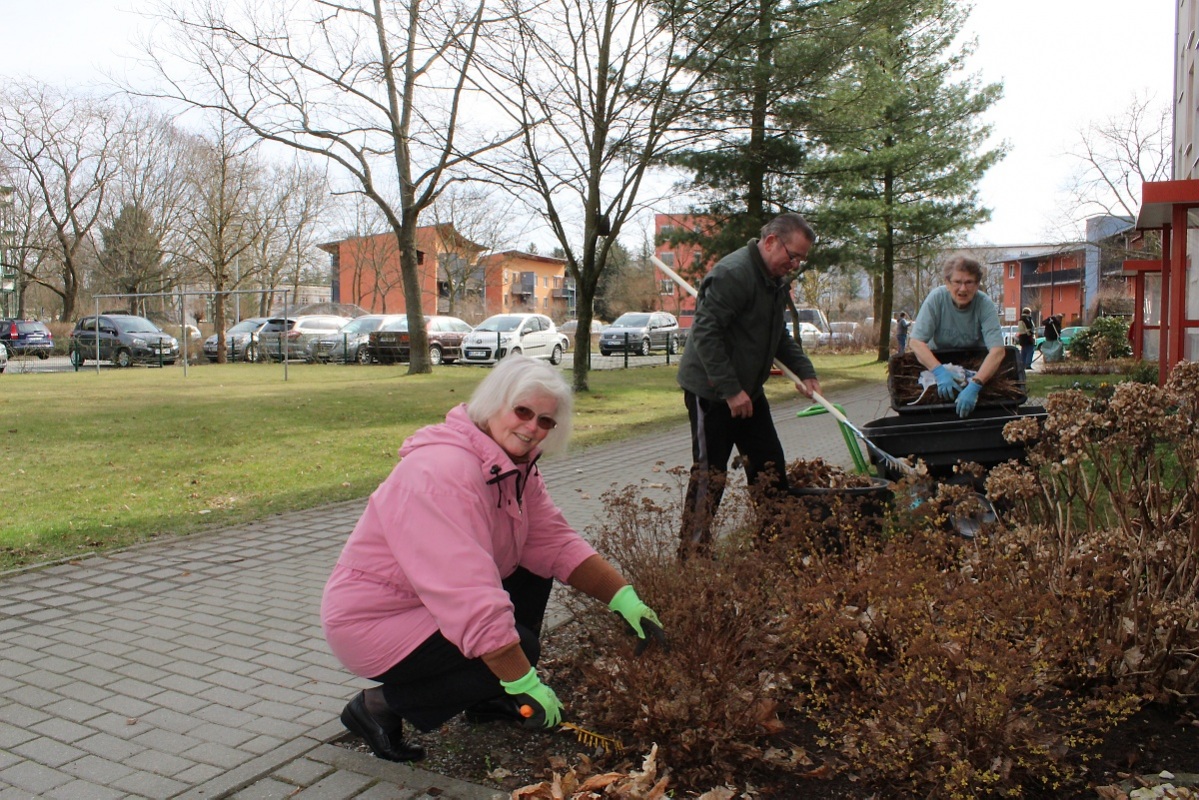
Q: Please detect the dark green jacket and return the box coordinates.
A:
[677,239,816,402]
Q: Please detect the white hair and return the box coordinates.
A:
[467,355,574,455]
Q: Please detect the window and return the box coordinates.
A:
[660,252,675,266]
[1008,265,1015,279]
[660,279,674,295]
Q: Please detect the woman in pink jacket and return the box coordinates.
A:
[321,355,664,762]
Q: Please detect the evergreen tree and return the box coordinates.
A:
[804,0,1004,359]
[662,0,910,276]
[99,203,165,314]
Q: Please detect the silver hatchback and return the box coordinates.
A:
[258,315,353,363]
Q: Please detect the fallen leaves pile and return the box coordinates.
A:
[510,745,743,800]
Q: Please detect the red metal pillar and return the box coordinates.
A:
[1170,207,1188,376]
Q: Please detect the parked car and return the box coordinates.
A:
[818,321,862,347]
[311,314,399,364]
[369,315,473,365]
[461,313,566,365]
[785,320,822,349]
[0,319,54,359]
[258,315,353,362]
[68,314,180,367]
[1035,325,1088,354]
[598,311,682,356]
[203,317,270,362]
[0,339,7,372]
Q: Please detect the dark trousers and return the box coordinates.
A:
[679,390,788,553]
[371,567,552,732]
[1020,342,1034,369]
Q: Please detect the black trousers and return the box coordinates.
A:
[370,566,552,732]
[679,390,789,551]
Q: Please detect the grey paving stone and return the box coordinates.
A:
[60,753,135,783]
[29,716,97,744]
[44,777,128,800]
[74,730,147,761]
[109,768,189,798]
[0,759,74,793]
[123,748,197,776]
[174,760,227,784]
[290,769,374,799]
[11,736,87,768]
[145,688,209,715]
[356,784,421,800]
[229,776,300,799]
[0,722,36,750]
[271,756,333,786]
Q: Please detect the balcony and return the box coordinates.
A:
[1022,267,1082,288]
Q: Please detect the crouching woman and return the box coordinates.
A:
[321,355,663,761]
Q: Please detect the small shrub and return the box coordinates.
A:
[1069,316,1132,361]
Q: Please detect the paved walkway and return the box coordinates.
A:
[0,381,892,799]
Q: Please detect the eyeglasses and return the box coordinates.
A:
[513,405,557,431]
[949,279,978,289]
[780,240,809,267]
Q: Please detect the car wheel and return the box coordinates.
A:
[600,349,612,357]
[356,346,372,365]
[70,349,84,367]
[508,347,522,358]
[667,335,678,355]
[549,345,563,365]
[429,344,443,366]
[639,338,651,356]
[114,348,133,368]
[37,350,49,360]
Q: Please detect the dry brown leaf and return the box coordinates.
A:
[799,763,835,780]
[695,789,738,800]
[577,773,625,792]
[646,774,671,799]
[511,783,554,799]
[1095,786,1128,800]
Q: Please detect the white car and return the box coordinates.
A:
[462,313,566,365]
[785,321,821,349]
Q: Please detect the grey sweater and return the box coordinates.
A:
[677,239,816,402]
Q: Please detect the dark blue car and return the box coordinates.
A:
[0,319,54,359]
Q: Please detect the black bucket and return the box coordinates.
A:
[784,477,894,550]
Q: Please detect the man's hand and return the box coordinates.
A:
[725,390,753,418]
[932,365,962,400]
[795,378,821,399]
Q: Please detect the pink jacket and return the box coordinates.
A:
[320,404,597,679]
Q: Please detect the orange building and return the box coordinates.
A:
[653,213,710,325]
[997,246,1086,327]
[478,251,572,320]
[319,224,484,317]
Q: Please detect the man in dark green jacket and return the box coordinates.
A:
[677,212,821,555]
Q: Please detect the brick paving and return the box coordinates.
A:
[0,380,890,799]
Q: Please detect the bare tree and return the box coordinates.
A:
[173,121,267,361]
[252,158,334,317]
[1068,92,1170,226]
[0,161,55,317]
[427,184,520,318]
[475,0,743,390]
[139,0,519,373]
[0,82,127,321]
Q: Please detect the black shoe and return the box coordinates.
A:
[340,692,426,762]
[464,695,523,724]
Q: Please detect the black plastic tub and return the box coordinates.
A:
[888,346,1028,414]
[862,405,1046,481]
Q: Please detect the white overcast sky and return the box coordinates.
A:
[1,0,1178,247]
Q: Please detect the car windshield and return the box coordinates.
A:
[339,316,386,335]
[115,317,162,334]
[227,319,265,334]
[612,313,650,328]
[475,316,523,333]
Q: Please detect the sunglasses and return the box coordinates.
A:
[513,405,557,431]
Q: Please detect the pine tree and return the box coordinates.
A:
[804,0,1004,359]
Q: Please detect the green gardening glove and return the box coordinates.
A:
[608,585,668,655]
[500,668,563,729]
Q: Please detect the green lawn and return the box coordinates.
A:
[0,355,885,570]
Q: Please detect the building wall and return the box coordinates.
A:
[479,252,570,320]
[653,213,706,324]
[1176,0,1199,179]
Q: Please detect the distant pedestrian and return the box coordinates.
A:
[1041,313,1064,363]
[675,212,822,558]
[321,355,665,763]
[1017,307,1036,369]
[896,311,910,355]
